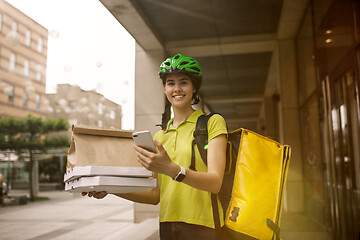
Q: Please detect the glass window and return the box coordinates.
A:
[36,70,42,81]
[300,94,325,225]
[25,30,31,46]
[297,2,325,226]
[9,53,16,72]
[325,71,359,237]
[110,110,116,120]
[37,37,43,53]
[6,86,14,105]
[356,1,360,42]
[98,103,103,115]
[314,0,354,78]
[36,65,42,82]
[312,0,333,31]
[23,90,28,108]
[24,59,29,77]
[36,94,41,111]
[296,6,317,105]
[11,21,17,32]
[69,100,77,110]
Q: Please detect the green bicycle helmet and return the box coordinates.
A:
[159,53,203,88]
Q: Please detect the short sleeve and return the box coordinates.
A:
[207,114,228,141]
[153,130,162,142]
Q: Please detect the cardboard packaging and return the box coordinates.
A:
[67,124,143,170]
[65,176,157,194]
[64,166,153,182]
[65,125,156,193]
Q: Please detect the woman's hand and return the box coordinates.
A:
[82,191,108,199]
[134,140,179,178]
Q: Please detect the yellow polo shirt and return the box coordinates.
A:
[153,109,227,229]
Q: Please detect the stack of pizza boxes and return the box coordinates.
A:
[64,125,156,194]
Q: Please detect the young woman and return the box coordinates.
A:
[84,54,228,239]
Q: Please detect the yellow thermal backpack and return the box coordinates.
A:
[191,113,291,240]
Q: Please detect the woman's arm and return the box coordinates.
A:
[182,134,227,193]
[114,179,160,205]
[135,134,227,194]
[82,175,160,205]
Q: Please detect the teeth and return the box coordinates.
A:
[174,95,184,98]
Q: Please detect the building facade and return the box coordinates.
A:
[46,84,122,129]
[0,1,48,118]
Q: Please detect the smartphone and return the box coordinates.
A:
[132,130,157,153]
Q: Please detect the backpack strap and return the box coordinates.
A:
[189,140,197,171]
[190,113,215,170]
[266,218,281,240]
[211,192,221,231]
[191,113,221,233]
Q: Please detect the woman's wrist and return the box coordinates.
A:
[168,163,181,179]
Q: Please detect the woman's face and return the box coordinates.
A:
[164,73,196,109]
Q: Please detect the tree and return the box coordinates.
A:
[0,115,70,200]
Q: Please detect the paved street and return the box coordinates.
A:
[0,190,159,240]
[0,190,331,240]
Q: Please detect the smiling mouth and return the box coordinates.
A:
[173,95,185,99]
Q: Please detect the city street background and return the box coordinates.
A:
[0,190,159,240]
[0,189,330,240]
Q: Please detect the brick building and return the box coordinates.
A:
[0,1,48,118]
[47,84,122,129]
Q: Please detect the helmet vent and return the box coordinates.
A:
[159,54,202,79]
[191,67,200,72]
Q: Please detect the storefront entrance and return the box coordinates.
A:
[321,60,360,239]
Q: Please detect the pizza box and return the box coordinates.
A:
[64,176,157,194]
[64,165,153,183]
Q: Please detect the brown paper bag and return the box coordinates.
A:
[67,125,142,171]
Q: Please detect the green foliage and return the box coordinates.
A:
[0,116,22,135]
[43,136,70,149]
[0,115,70,152]
[0,115,70,199]
[42,118,69,134]
[38,156,66,182]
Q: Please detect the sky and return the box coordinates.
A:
[5,0,136,130]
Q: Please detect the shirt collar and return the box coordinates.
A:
[164,109,204,132]
[187,109,204,123]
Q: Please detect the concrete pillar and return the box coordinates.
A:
[134,43,165,223]
[134,44,165,134]
[264,94,280,142]
[277,40,304,213]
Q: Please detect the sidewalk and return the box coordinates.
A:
[0,190,159,240]
[281,211,332,240]
[0,190,332,240]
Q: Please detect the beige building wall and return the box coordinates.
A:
[0,1,48,118]
[47,84,122,129]
[134,44,165,134]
